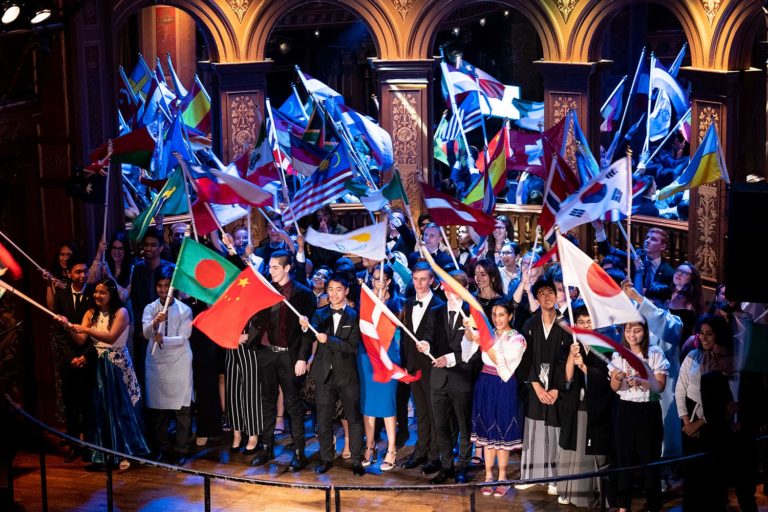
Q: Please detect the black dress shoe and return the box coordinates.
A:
[250,445,274,466]
[172,454,188,466]
[455,467,468,483]
[287,450,308,472]
[229,444,242,454]
[315,461,333,475]
[64,447,81,463]
[401,455,427,469]
[351,462,365,477]
[242,446,258,456]
[421,460,441,475]
[429,468,455,485]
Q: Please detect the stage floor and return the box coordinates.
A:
[10,425,768,511]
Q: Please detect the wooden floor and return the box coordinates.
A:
[9,424,768,512]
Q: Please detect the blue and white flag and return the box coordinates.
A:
[650,58,689,117]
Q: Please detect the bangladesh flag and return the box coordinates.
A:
[171,238,240,304]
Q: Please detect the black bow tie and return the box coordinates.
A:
[414,301,423,308]
[332,308,344,316]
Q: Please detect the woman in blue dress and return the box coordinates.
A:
[356,264,405,471]
[61,277,149,470]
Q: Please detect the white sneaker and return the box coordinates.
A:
[547,484,558,496]
[557,496,570,505]
[514,483,535,490]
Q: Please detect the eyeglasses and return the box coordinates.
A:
[675,268,692,275]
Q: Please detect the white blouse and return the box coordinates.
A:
[461,329,527,382]
[675,349,709,421]
[610,345,670,403]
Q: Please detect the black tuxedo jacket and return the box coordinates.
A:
[401,294,445,374]
[52,285,95,361]
[307,305,361,386]
[407,249,457,272]
[429,303,478,393]
[247,279,315,363]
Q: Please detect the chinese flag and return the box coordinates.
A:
[192,267,283,348]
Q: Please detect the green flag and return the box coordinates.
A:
[433,116,450,166]
[129,168,188,240]
[345,172,409,212]
[171,238,240,304]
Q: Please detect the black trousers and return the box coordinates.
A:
[257,348,305,449]
[612,400,663,511]
[190,330,222,438]
[60,365,92,439]
[315,371,364,464]
[151,406,192,455]
[410,370,438,460]
[431,387,472,470]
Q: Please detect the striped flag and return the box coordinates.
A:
[538,139,582,241]
[180,75,212,135]
[459,60,505,100]
[183,160,273,207]
[444,92,484,140]
[283,145,354,224]
[422,183,496,236]
[600,76,626,133]
[289,133,329,176]
[297,69,344,104]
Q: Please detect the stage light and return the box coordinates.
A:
[504,10,510,17]
[279,41,290,55]
[1,2,20,24]
[451,26,460,37]
[479,18,486,27]
[314,29,320,38]
[30,7,51,24]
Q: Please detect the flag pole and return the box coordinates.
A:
[606,48,646,164]
[600,75,628,116]
[256,207,278,231]
[642,53,656,157]
[151,289,175,356]
[439,48,474,169]
[265,99,301,234]
[614,220,639,262]
[0,280,59,318]
[101,142,114,259]
[291,83,309,119]
[640,107,691,169]
[173,154,199,242]
[249,265,320,336]
[0,230,63,287]
[625,146,634,276]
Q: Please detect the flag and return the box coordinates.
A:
[569,327,654,386]
[444,92,484,139]
[243,118,278,186]
[441,62,484,102]
[192,200,248,235]
[289,133,329,177]
[171,238,240,304]
[0,240,22,281]
[600,76,626,132]
[66,167,106,204]
[346,172,408,212]
[279,93,310,126]
[459,60,505,99]
[538,139,582,241]
[679,110,691,142]
[301,105,326,147]
[181,75,211,135]
[184,160,273,207]
[127,54,154,99]
[297,69,344,104]
[656,122,729,201]
[306,222,387,260]
[421,251,495,352]
[512,98,544,131]
[463,124,508,209]
[129,168,188,240]
[650,57,689,117]
[359,283,422,383]
[330,102,394,170]
[668,43,687,78]
[166,53,188,98]
[433,114,451,165]
[570,111,600,185]
[422,183,496,236]
[89,127,157,170]
[283,145,354,224]
[555,231,643,328]
[157,115,193,179]
[556,156,631,233]
[193,267,284,349]
[648,90,672,142]
[139,76,175,127]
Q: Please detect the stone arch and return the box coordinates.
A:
[568,0,704,67]
[243,0,398,61]
[710,0,766,70]
[111,0,237,62]
[407,0,562,61]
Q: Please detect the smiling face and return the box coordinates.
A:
[536,285,557,311]
[624,322,646,348]
[312,269,329,290]
[673,264,692,288]
[142,236,162,261]
[110,240,125,264]
[474,266,490,290]
[93,283,112,310]
[268,257,291,286]
[500,244,516,267]
[234,229,248,247]
[69,263,87,289]
[58,246,73,270]
[327,279,349,308]
[491,305,512,331]
[698,322,716,351]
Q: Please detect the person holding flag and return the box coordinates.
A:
[609,321,670,512]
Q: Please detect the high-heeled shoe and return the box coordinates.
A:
[380,451,397,471]
[361,445,378,467]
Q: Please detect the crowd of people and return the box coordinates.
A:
[44,204,766,511]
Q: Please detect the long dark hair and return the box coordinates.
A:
[621,321,650,358]
[473,258,504,297]
[675,261,703,315]
[52,241,80,278]
[88,278,123,330]
[107,232,133,287]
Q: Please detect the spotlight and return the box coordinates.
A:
[504,10,510,17]
[1,2,20,24]
[479,18,486,27]
[30,7,51,24]
[279,41,290,55]
[451,26,460,37]
[314,29,320,38]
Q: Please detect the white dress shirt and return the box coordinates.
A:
[411,291,433,332]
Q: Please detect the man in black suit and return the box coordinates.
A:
[387,209,416,256]
[250,250,315,472]
[400,262,444,473]
[300,274,365,476]
[407,224,456,271]
[417,270,477,484]
[51,256,94,462]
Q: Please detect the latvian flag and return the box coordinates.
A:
[421,183,496,236]
[283,145,353,224]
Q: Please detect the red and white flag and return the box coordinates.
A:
[556,231,643,329]
[538,139,582,242]
[183,160,273,208]
[359,284,421,383]
[421,183,496,236]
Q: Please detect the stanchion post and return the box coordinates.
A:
[204,475,211,512]
[335,487,342,512]
[106,454,114,512]
[39,429,48,512]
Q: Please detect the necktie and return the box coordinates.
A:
[74,292,82,310]
[448,310,456,330]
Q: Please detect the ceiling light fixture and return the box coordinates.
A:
[30,7,51,24]
[1,2,20,24]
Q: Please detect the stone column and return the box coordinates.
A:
[679,68,765,286]
[371,59,435,218]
